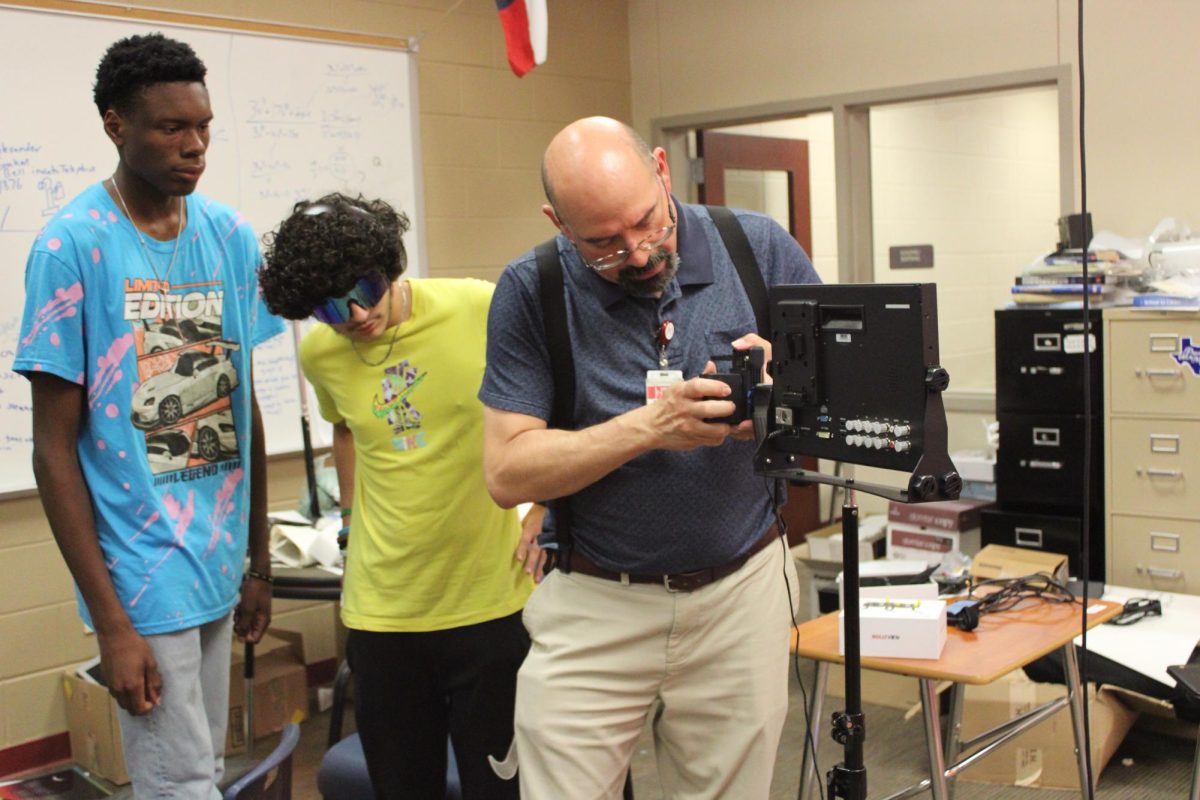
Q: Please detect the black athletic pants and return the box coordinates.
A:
[346,611,529,800]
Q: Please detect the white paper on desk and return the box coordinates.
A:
[1076,586,1200,687]
[270,516,341,569]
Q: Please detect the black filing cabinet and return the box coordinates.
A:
[989,309,1105,580]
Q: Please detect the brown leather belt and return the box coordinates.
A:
[562,524,782,593]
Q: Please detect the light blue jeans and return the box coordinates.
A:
[117,613,234,800]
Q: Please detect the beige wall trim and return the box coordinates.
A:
[0,0,414,49]
[834,103,872,284]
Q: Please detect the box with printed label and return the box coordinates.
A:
[888,498,993,532]
[886,523,980,565]
[838,598,947,660]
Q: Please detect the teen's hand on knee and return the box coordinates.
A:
[99,628,160,715]
[234,579,272,643]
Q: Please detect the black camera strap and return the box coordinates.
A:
[533,207,769,575]
[705,205,770,337]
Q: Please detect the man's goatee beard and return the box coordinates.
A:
[618,250,680,297]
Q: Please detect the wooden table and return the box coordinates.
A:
[791,597,1123,800]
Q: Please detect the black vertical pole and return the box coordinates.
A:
[828,499,867,799]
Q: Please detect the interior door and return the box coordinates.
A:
[696,130,821,544]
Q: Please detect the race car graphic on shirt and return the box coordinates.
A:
[126,280,242,476]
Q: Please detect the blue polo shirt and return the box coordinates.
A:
[479,200,820,573]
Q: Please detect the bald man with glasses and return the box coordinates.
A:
[479,116,821,799]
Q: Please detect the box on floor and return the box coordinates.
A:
[62,630,309,786]
[958,670,1138,790]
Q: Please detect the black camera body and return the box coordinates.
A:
[706,346,765,425]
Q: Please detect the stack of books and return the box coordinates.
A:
[1010,250,1139,306]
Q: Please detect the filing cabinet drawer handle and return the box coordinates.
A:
[1137,565,1183,580]
[1150,532,1181,553]
[1149,334,1179,352]
[1145,468,1183,479]
[1137,368,1182,378]
[1150,434,1181,454]
[1015,527,1044,548]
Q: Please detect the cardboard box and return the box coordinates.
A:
[971,543,1068,583]
[887,523,981,565]
[839,599,947,660]
[61,630,308,783]
[888,498,993,532]
[797,517,887,566]
[61,672,130,785]
[228,630,310,749]
[958,671,1139,790]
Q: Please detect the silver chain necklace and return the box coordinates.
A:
[350,282,406,367]
[110,174,184,286]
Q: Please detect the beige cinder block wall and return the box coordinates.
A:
[0,0,630,758]
[630,0,1200,237]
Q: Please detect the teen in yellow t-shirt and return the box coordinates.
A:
[260,193,533,799]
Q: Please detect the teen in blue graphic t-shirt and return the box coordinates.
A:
[13,34,284,799]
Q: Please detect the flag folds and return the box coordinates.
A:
[495,0,547,77]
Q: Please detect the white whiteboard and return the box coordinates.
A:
[0,4,425,495]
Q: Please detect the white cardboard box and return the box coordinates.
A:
[887,523,981,566]
[838,598,947,659]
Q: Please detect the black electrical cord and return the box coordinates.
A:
[967,572,1077,615]
[1077,1,1096,796]
[766,479,826,800]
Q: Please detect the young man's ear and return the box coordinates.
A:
[102,108,124,147]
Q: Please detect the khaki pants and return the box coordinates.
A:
[513,540,799,800]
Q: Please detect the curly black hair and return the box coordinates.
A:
[259,193,411,320]
[93,33,207,117]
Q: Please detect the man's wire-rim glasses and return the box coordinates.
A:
[573,177,677,272]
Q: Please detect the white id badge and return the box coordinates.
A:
[645,370,683,405]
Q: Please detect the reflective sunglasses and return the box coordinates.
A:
[311,272,390,324]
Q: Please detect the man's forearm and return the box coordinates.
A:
[486,405,658,507]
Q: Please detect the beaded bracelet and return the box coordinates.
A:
[245,568,275,584]
[340,506,352,519]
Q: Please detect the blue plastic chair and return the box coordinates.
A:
[316,661,461,800]
[223,723,301,800]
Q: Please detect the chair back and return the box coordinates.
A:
[223,723,301,800]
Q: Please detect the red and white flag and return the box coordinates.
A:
[495,0,547,77]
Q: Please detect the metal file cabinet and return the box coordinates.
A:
[989,309,1105,580]
[1104,309,1200,595]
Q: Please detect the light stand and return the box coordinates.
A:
[749,282,960,800]
[831,500,866,800]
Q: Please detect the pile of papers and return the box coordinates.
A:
[1010,249,1141,307]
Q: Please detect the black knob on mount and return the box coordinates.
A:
[911,474,937,500]
[925,366,950,392]
[939,471,963,499]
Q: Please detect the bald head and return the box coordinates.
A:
[542,117,657,224]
